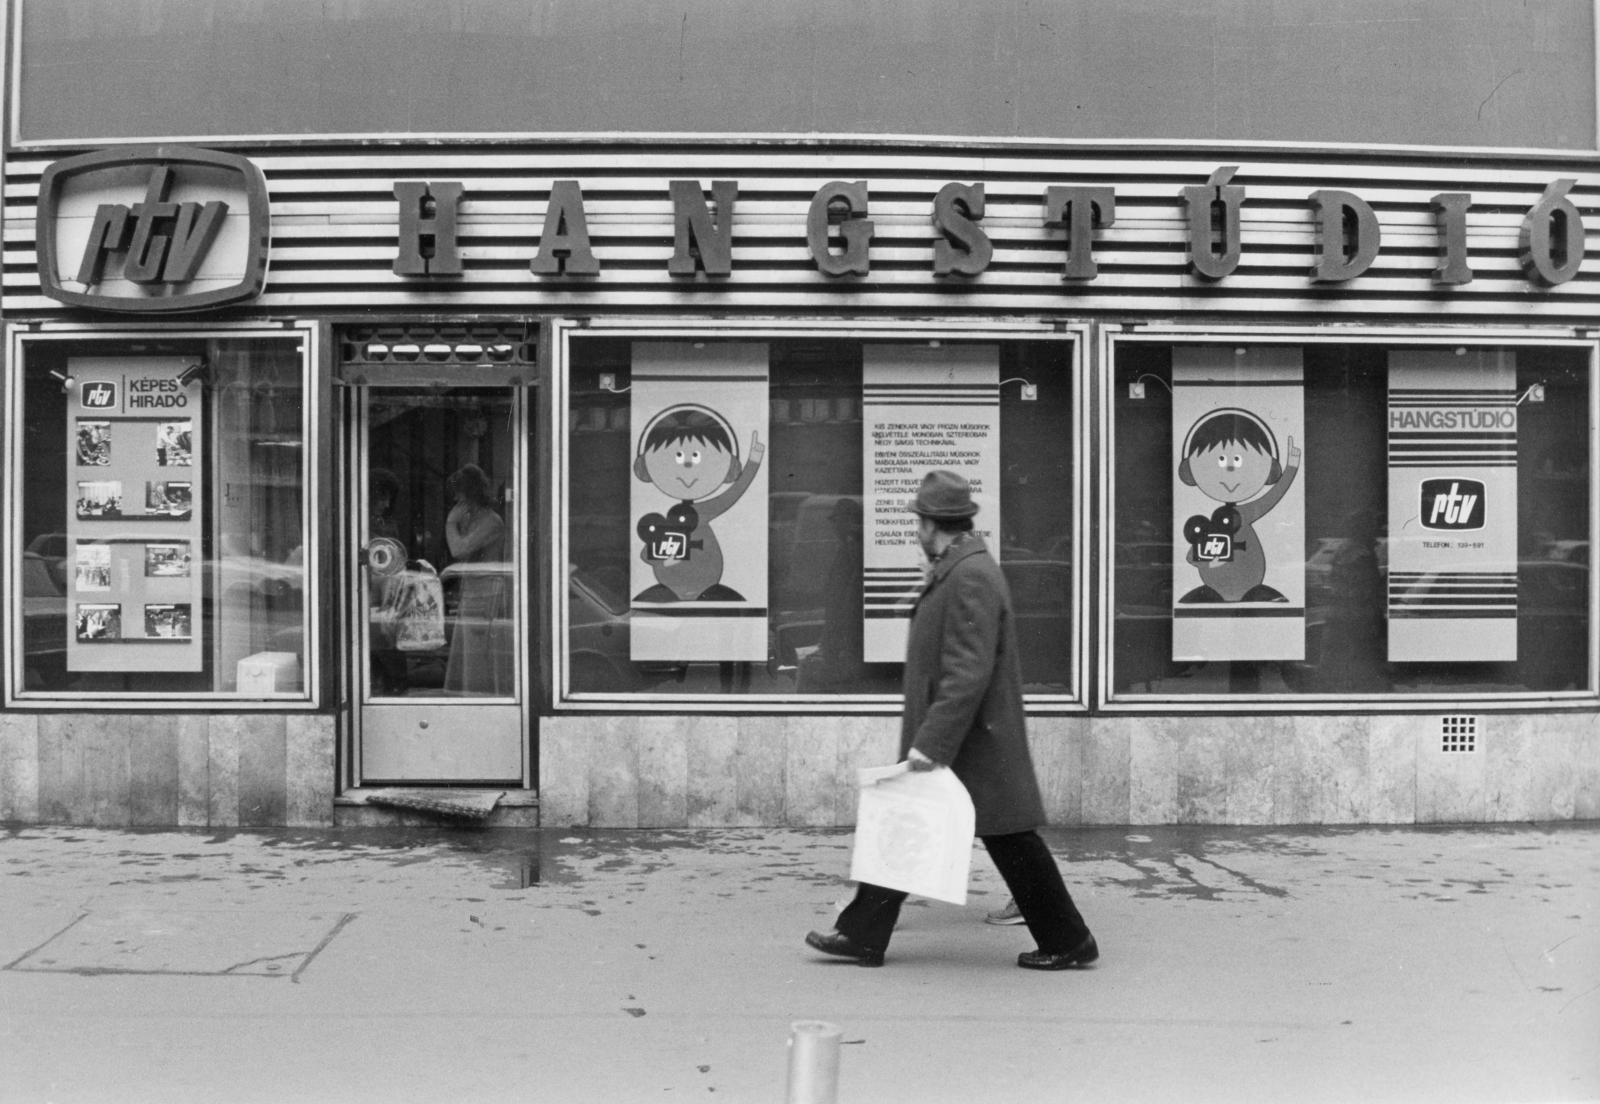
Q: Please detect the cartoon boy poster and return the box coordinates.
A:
[629,342,769,662]
[1170,347,1306,662]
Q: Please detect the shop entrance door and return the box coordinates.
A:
[348,382,529,784]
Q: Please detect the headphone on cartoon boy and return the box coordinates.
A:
[1177,407,1283,488]
[632,403,744,484]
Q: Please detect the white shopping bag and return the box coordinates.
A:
[849,762,976,905]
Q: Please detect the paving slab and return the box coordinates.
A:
[0,823,1595,1104]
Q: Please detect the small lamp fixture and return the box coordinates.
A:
[47,369,76,393]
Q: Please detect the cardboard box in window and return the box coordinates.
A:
[237,651,301,694]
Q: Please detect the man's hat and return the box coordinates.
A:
[907,470,979,520]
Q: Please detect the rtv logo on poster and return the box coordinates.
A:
[1419,478,1486,530]
[79,381,117,410]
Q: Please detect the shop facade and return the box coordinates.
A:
[2,3,1598,830]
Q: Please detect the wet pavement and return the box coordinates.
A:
[1,822,1596,1103]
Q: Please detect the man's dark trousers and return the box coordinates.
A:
[837,830,1090,954]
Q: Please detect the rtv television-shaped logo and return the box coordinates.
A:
[1419,478,1486,531]
[79,381,118,410]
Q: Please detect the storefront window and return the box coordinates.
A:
[564,334,1078,700]
[1110,340,1592,699]
[10,332,312,699]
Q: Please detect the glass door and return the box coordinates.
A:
[351,383,527,783]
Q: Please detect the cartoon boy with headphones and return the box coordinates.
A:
[633,404,765,602]
[1178,408,1301,603]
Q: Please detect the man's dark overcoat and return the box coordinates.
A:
[900,535,1048,836]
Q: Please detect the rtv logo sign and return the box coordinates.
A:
[1420,478,1485,530]
[80,381,117,410]
[35,146,269,314]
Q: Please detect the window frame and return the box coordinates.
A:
[550,317,1091,713]
[1097,322,1600,712]
[4,321,323,708]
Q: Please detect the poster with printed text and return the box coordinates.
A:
[1387,351,1518,662]
[65,357,204,674]
[628,343,770,662]
[1171,347,1306,662]
[862,345,1000,662]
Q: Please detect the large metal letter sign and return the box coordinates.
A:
[393,181,463,276]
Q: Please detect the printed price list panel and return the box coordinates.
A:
[66,357,204,673]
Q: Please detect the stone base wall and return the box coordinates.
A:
[3,710,1597,829]
[537,712,1600,827]
[0,714,335,828]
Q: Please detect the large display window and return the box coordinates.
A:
[1105,332,1597,706]
[6,327,316,703]
[557,326,1084,707]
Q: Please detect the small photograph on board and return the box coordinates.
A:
[156,420,192,466]
[74,542,111,591]
[76,420,112,466]
[144,542,192,577]
[145,481,193,519]
[144,603,192,639]
[76,481,123,519]
[76,603,121,642]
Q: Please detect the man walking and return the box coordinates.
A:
[806,470,1098,970]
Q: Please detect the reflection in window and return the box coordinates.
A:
[1111,343,1591,697]
[566,337,1077,698]
[18,335,308,697]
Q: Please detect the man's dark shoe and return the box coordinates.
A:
[1017,933,1099,970]
[805,929,885,967]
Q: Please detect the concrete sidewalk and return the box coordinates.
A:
[0,822,1595,1104]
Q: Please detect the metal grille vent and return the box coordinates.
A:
[339,323,536,368]
[1441,715,1478,752]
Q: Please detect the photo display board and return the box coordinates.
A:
[66,357,203,673]
[1170,347,1306,662]
[862,345,1000,662]
[628,342,770,662]
[1386,350,1518,662]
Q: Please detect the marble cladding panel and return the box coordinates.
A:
[685,716,740,827]
[235,715,289,828]
[734,717,789,827]
[0,713,40,823]
[535,717,592,826]
[1365,715,1418,824]
[832,716,900,827]
[637,715,690,828]
[127,716,180,827]
[1080,722,1131,824]
[1221,717,1277,824]
[1127,717,1181,824]
[1575,716,1600,821]
[586,715,642,828]
[1484,715,1538,823]
[1277,715,1371,825]
[785,721,839,827]
[286,715,337,828]
[176,715,211,827]
[1026,716,1086,826]
[204,715,246,828]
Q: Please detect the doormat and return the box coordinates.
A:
[364,789,505,820]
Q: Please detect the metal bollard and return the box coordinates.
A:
[785,1020,843,1104]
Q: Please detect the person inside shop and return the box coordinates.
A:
[367,467,408,695]
[443,463,512,695]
